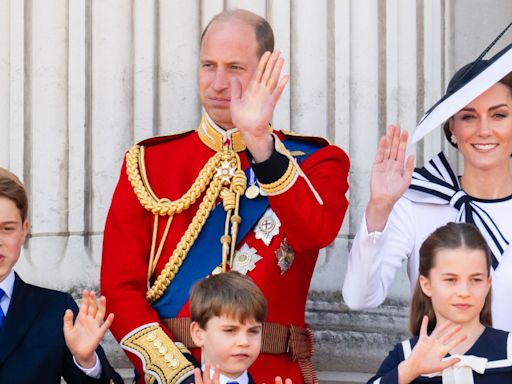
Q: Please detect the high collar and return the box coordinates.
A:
[197,114,247,153]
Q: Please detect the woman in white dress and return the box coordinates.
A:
[343,32,512,332]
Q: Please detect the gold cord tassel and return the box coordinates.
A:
[229,169,247,266]
[126,143,247,302]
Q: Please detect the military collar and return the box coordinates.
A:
[197,114,246,153]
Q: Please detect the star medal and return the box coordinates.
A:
[276,238,295,274]
[245,168,260,199]
[254,208,281,246]
[215,160,236,184]
[231,243,262,275]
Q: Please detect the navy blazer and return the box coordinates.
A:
[0,273,123,383]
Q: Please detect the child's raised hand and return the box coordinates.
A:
[63,290,115,368]
[397,316,466,384]
[194,363,220,384]
[270,376,292,384]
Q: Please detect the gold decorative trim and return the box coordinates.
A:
[145,175,223,302]
[259,135,324,204]
[198,115,246,152]
[126,144,222,216]
[121,323,194,384]
[197,114,273,153]
[257,136,299,196]
[125,136,247,302]
[259,160,298,195]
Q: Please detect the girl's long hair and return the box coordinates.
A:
[409,222,492,335]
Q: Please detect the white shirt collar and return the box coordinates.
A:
[202,364,249,384]
[0,269,15,315]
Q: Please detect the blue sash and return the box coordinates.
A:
[152,138,323,318]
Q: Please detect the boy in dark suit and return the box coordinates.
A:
[0,168,123,383]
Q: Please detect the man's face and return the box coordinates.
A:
[0,196,28,283]
[191,314,262,379]
[199,21,260,129]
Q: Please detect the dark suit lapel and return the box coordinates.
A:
[0,274,44,366]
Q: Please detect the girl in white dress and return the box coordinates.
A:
[368,223,512,384]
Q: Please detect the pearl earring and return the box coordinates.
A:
[450,134,457,144]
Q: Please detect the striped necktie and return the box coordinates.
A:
[405,152,508,270]
[0,288,5,328]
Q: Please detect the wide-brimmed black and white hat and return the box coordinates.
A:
[412,23,512,144]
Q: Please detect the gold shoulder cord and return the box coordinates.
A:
[125,143,246,303]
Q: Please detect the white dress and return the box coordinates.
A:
[342,153,512,332]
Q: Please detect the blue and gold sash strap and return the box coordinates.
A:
[152,194,268,318]
[152,138,325,319]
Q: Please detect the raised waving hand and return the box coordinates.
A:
[366,125,415,232]
[193,363,221,384]
[63,290,115,368]
[397,317,466,384]
[230,50,289,162]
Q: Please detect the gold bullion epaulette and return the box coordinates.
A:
[137,130,196,148]
[121,323,194,384]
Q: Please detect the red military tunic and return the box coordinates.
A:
[101,116,349,384]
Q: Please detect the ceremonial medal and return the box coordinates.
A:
[276,238,295,274]
[254,208,281,246]
[245,168,260,199]
[232,243,262,275]
[215,160,236,184]
[245,184,260,199]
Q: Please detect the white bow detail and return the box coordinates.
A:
[425,355,488,384]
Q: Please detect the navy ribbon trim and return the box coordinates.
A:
[408,152,508,270]
[152,138,324,318]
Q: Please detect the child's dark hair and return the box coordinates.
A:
[409,222,492,335]
[190,271,267,329]
[0,168,29,222]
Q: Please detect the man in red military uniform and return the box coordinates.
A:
[101,9,349,384]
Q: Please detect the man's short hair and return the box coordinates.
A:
[200,9,274,58]
[0,168,29,222]
[190,271,267,329]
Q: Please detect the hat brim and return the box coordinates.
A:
[412,43,512,144]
